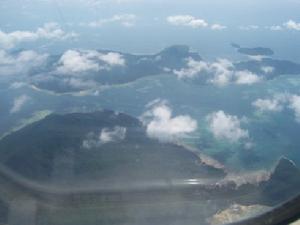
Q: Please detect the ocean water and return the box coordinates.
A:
[1,73,300,172]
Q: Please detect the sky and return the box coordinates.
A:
[1,0,300,59]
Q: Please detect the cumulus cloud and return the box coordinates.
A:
[252,96,286,112]
[239,25,259,30]
[0,23,77,49]
[0,48,125,94]
[174,58,261,86]
[267,20,300,31]
[252,93,300,122]
[289,95,300,122]
[15,0,141,6]
[284,20,300,31]
[261,66,274,74]
[57,50,125,74]
[0,49,48,76]
[142,99,197,142]
[167,15,208,28]
[234,70,262,85]
[211,24,227,30]
[57,50,101,74]
[84,0,141,7]
[100,126,126,143]
[173,57,208,79]
[85,14,137,27]
[82,126,127,149]
[10,95,31,113]
[207,111,249,143]
[268,25,283,31]
[174,58,233,84]
[29,49,125,93]
[208,59,235,86]
[167,16,227,30]
[98,52,125,66]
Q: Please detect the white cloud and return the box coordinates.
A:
[167,16,227,30]
[174,58,261,86]
[284,20,300,30]
[12,0,141,6]
[173,58,233,85]
[167,15,208,28]
[98,52,125,66]
[269,25,283,31]
[57,50,101,74]
[57,50,125,74]
[234,70,261,85]
[252,97,285,112]
[253,93,300,122]
[207,111,249,143]
[252,94,300,120]
[173,57,208,79]
[0,22,77,49]
[266,20,300,31]
[211,24,227,30]
[0,49,48,76]
[239,25,259,30]
[84,0,141,7]
[261,66,274,74]
[142,100,197,142]
[10,95,31,113]
[209,59,235,86]
[86,14,137,27]
[35,23,77,39]
[82,126,127,149]
[289,95,300,122]
[100,126,127,143]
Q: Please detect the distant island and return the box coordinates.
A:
[232,43,274,56]
[8,45,300,94]
[31,45,202,94]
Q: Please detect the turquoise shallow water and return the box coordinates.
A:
[2,73,300,171]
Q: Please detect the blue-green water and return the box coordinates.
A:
[2,73,300,171]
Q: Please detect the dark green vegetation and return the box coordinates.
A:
[231,44,274,56]
[15,44,300,94]
[235,58,300,78]
[237,47,274,56]
[231,44,300,78]
[260,157,300,205]
[32,45,202,94]
[0,111,299,225]
[0,110,224,185]
[233,157,300,206]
